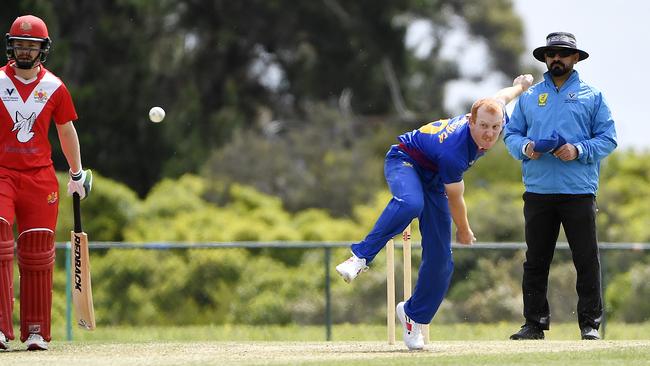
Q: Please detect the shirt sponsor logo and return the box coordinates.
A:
[538,93,548,106]
[2,88,19,102]
[566,92,578,103]
[438,118,466,144]
[4,145,39,154]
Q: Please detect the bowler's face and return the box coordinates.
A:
[470,108,503,151]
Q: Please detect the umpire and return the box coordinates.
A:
[503,32,617,340]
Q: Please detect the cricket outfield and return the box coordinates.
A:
[1,340,649,365]
[3,323,650,365]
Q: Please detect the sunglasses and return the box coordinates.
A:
[545,49,577,58]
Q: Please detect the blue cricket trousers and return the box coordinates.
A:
[351,145,454,324]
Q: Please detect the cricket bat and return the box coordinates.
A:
[71,193,96,330]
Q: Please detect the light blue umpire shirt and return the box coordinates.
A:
[504,70,617,194]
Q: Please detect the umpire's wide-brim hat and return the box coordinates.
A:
[533,32,589,62]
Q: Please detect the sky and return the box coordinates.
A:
[421,1,649,151]
[260,2,647,151]
[512,0,649,150]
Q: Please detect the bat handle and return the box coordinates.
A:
[73,193,82,233]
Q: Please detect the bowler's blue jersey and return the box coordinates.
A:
[397,114,481,185]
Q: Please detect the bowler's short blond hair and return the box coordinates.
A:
[470,98,504,123]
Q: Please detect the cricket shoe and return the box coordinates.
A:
[335,253,368,283]
[581,326,601,340]
[510,323,544,340]
[396,301,424,350]
[0,330,8,350]
[25,334,48,351]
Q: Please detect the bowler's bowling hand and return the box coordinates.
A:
[514,74,534,91]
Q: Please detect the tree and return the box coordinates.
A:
[3,1,526,212]
[200,0,527,215]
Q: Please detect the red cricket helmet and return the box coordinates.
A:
[5,15,52,69]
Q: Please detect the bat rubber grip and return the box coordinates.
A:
[73,193,82,233]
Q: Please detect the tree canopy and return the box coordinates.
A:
[3,0,525,204]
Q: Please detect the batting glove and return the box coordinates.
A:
[67,169,93,200]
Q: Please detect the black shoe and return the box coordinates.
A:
[581,326,600,340]
[510,324,545,340]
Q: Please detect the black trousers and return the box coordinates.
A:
[521,192,603,330]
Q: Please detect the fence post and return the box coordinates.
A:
[386,239,396,344]
[65,241,72,341]
[324,247,332,341]
[600,250,606,339]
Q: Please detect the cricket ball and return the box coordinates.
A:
[149,106,165,123]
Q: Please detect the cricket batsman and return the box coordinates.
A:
[0,15,92,351]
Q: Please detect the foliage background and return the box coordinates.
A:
[2,0,649,327]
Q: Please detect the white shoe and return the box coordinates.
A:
[0,331,8,350]
[25,334,48,351]
[396,301,424,350]
[335,253,368,283]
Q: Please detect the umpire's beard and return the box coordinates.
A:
[548,61,572,77]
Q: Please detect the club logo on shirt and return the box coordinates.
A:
[12,111,36,142]
[418,118,466,144]
[47,192,58,204]
[538,93,548,106]
[33,89,48,103]
[419,119,449,135]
